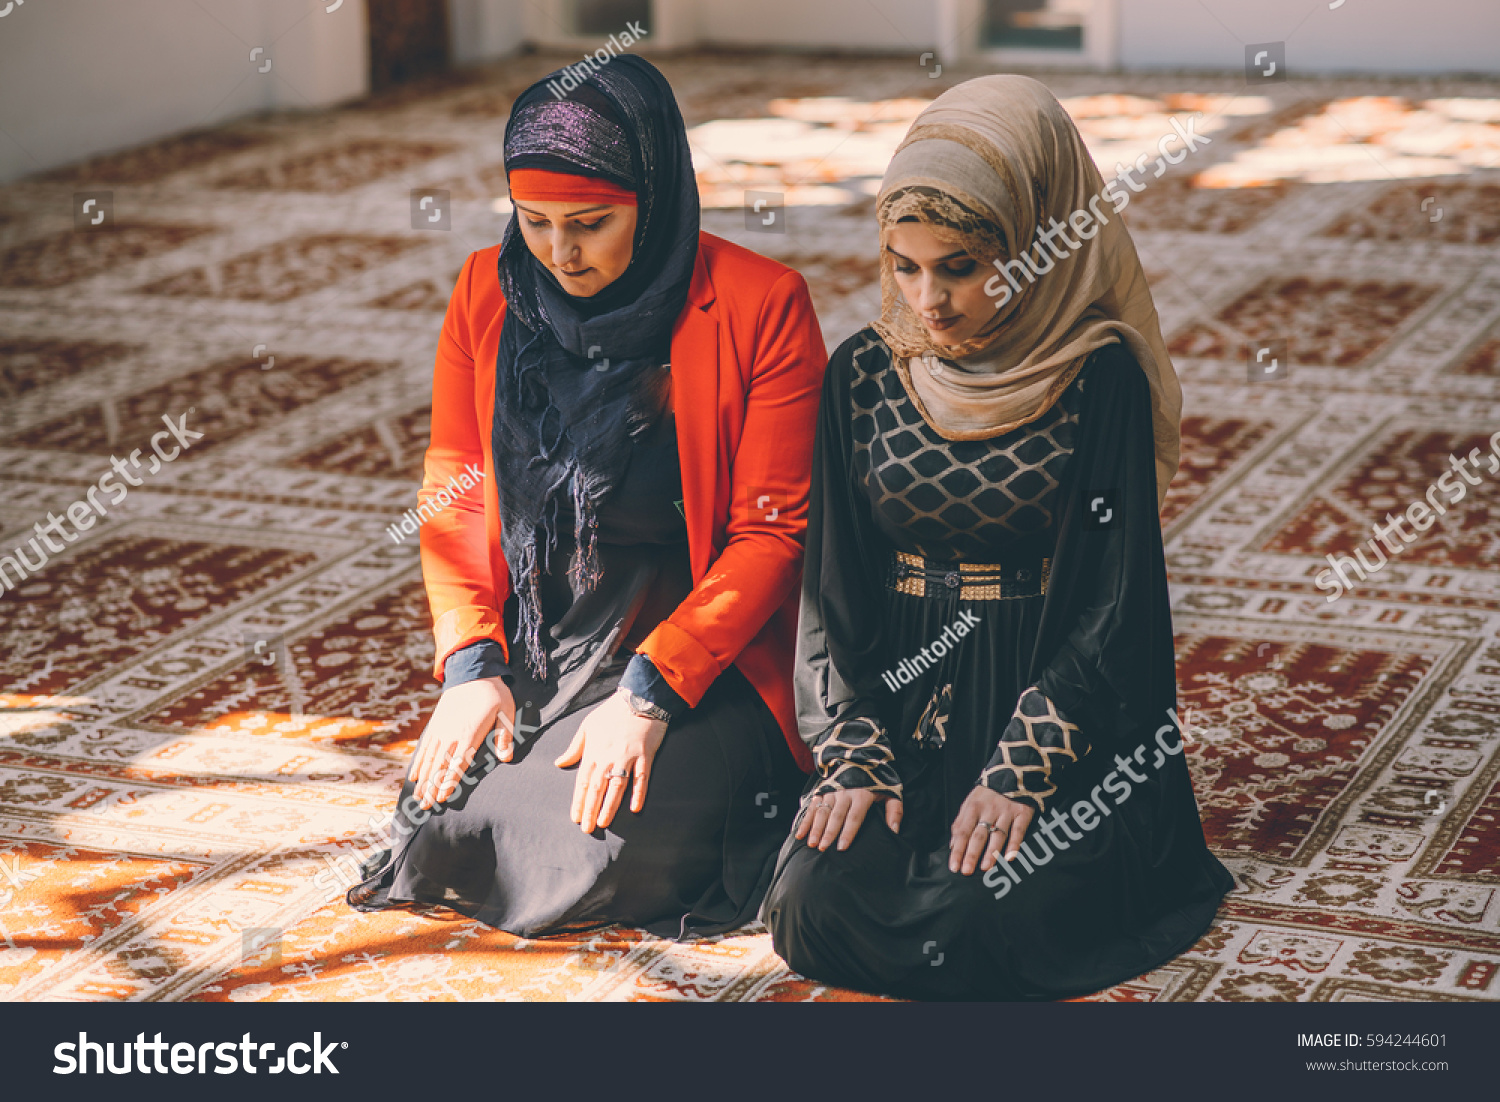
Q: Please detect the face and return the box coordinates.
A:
[514,199,638,297]
[886,219,992,349]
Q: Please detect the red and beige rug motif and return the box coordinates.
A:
[2,53,1498,1002]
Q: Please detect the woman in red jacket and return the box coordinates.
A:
[349,57,826,938]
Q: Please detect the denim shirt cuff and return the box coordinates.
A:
[441,639,511,691]
[619,653,689,719]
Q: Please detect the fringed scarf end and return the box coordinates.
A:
[512,539,550,681]
[567,467,603,592]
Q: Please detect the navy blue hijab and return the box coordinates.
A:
[494,55,700,679]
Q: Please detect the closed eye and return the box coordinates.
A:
[892,259,977,277]
[525,216,610,232]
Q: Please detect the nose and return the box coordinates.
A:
[914,272,948,315]
[550,229,579,270]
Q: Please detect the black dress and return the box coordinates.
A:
[761,329,1235,1000]
[350,396,805,939]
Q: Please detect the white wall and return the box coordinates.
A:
[1118,0,1500,75]
[2,0,1493,187]
[693,0,934,52]
[0,0,368,185]
[518,0,1499,73]
[449,0,525,66]
[521,0,702,52]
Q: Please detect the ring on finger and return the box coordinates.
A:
[975,819,992,832]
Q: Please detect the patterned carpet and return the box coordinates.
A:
[2,51,1499,1002]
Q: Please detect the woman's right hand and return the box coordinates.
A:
[795,788,903,852]
[409,676,516,810]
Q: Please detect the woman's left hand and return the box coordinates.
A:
[555,690,667,833]
[949,786,1036,876]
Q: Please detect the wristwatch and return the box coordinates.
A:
[618,687,672,723]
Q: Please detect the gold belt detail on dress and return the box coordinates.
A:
[889,550,1050,601]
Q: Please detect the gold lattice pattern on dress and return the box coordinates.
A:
[810,716,903,803]
[979,686,1088,812]
[848,335,1080,561]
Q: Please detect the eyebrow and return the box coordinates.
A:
[885,244,971,263]
[514,202,613,218]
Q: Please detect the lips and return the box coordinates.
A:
[922,315,960,330]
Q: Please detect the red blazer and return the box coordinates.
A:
[419,231,826,770]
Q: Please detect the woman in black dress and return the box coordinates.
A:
[761,75,1235,999]
[348,57,825,939]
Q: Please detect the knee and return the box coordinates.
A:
[763,846,847,951]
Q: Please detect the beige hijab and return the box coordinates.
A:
[870,75,1182,508]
